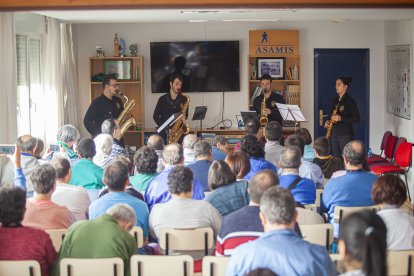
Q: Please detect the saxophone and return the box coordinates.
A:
[168,94,190,144]
[326,103,339,139]
[116,92,137,138]
[259,93,269,128]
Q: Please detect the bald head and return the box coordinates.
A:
[17,135,37,153]
[280,147,301,169]
[249,170,279,204]
[147,134,164,151]
[343,140,365,167]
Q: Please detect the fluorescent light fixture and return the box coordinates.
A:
[188,19,209,22]
[222,18,280,22]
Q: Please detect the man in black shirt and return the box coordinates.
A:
[253,74,286,125]
[153,73,189,142]
[84,75,124,137]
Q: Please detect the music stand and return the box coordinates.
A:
[275,103,307,131]
[157,112,182,143]
[192,106,208,138]
[240,111,258,125]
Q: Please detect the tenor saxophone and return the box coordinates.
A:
[168,94,190,144]
[326,104,339,139]
[116,92,137,138]
[259,92,269,128]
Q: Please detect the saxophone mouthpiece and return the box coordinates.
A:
[117,91,124,96]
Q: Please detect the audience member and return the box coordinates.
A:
[52,204,137,276]
[183,134,199,165]
[144,143,204,211]
[210,136,229,161]
[147,134,165,173]
[285,134,324,187]
[295,128,315,161]
[338,210,387,276]
[1,134,39,196]
[216,170,278,256]
[149,166,222,259]
[101,118,129,158]
[264,121,285,167]
[240,134,276,180]
[69,138,104,201]
[226,186,334,276]
[205,160,249,216]
[89,161,149,238]
[51,157,90,221]
[187,141,212,191]
[313,137,344,179]
[322,140,377,238]
[225,151,251,180]
[22,164,73,230]
[33,137,45,159]
[129,146,158,192]
[278,147,316,205]
[0,187,57,276]
[93,133,113,168]
[55,124,80,161]
[234,117,265,152]
[372,174,414,250]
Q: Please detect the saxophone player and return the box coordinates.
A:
[153,73,189,142]
[253,74,286,126]
[84,74,124,137]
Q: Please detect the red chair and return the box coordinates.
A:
[369,131,392,159]
[371,142,412,201]
[370,137,407,168]
[367,135,397,164]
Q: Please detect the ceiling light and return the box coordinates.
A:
[223,19,280,22]
[331,18,350,23]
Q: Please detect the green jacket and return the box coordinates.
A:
[69,158,104,190]
[129,173,157,192]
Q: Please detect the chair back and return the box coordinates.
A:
[296,207,324,225]
[380,131,392,152]
[60,258,124,276]
[159,227,214,256]
[388,250,414,276]
[395,142,412,168]
[130,255,193,276]
[129,226,144,248]
[333,205,379,224]
[0,260,41,276]
[45,229,67,251]
[300,224,333,252]
[315,189,324,208]
[393,137,408,159]
[202,256,230,276]
[384,135,398,159]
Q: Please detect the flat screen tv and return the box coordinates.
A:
[150,41,240,93]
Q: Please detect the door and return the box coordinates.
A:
[314,49,369,148]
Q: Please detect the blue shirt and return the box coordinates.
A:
[212,146,226,161]
[322,170,377,237]
[299,158,324,188]
[187,159,211,191]
[245,157,277,180]
[89,191,149,237]
[279,173,316,204]
[226,229,334,276]
[144,166,205,211]
[14,168,26,190]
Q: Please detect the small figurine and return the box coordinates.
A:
[129,43,138,57]
[95,46,104,57]
[120,38,126,57]
[114,33,119,57]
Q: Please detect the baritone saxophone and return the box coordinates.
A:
[168,94,190,144]
[116,92,137,138]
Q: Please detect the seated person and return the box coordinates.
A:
[129,146,158,192]
[240,134,276,180]
[338,210,387,276]
[144,143,204,211]
[295,128,315,161]
[312,137,344,179]
[234,117,266,152]
[33,137,45,159]
[52,204,137,276]
[264,121,285,167]
[51,157,90,221]
[22,164,73,230]
[205,160,249,217]
[278,147,316,205]
[187,141,212,191]
[147,134,165,173]
[149,165,222,259]
[93,134,113,169]
[226,186,334,276]
[0,187,57,276]
[225,151,251,181]
[69,138,104,201]
[89,161,149,239]
[101,118,129,158]
[210,136,229,161]
[372,174,414,250]
[55,124,80,162]
[183,134,199,165]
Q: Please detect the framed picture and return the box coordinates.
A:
[257,57,285,80]
[104,59,132,81]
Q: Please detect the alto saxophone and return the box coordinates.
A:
[259,91,269,128]
[168,94,190,144]
[326,103,339,139]
[116,92,137,138]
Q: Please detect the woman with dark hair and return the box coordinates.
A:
[338,210,387,276]
[372,174,414,250]
[204,160,249,216]
[240,134,276,180]
[324,77,360,158]
[225,151,251,180]
[0,187,57,276]
[295,128,315,161]
[129,146,159,192]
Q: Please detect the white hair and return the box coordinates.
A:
[94,134,113,156]
[107,203,137,226]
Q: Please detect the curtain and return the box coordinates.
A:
[0,12,17,143]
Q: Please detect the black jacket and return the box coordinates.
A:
[153,92,189,128]
[253,92,286,125]
[331,92,360,137]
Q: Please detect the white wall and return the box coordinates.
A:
[72,20,387,148]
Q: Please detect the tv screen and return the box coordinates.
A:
[150,41,240,93]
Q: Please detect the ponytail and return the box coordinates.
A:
[363,227,387,276]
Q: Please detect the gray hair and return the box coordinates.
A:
[94,134,113,156]
[30,164,56,194]
[260,186,296,225]
[147,134,164,151]
[107,203,137,227]
[280,147,301,169]
[57,124,80,143]
[210,136,227,147]
[183,134,199,149]
[343,140,365,166]
[163,143,183,165]
[17,135,37,152]
[194,141,211,158]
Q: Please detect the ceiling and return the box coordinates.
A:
[32,8,414,23]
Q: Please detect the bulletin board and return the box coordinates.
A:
[386,44,411,119]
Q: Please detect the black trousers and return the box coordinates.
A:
[330,134,352,159]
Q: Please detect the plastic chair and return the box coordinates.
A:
[388,250,414,276]
[45,229,67,251]
[370,136,407,167]
[300,224,333,252]
[333,205,380,225]
[0,260,41,276]
[367,131,392,160]
[367,135,397,164]
[129,226,144,248]
[60,258,124,276]
[201,256,230,276]
[296,207,324,225]
[130,255,193,276]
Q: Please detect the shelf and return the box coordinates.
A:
[249,80,299,83]
[90,81,141,84]
[89,56,139,60]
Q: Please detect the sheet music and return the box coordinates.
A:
[276,103,295,121]
[289,105,306,122]
[157,112,182,133]
[276,103,307,122]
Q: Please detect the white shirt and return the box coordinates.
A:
[299,158,324,188]
[378,206,414,250]
[52,182,91,221]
